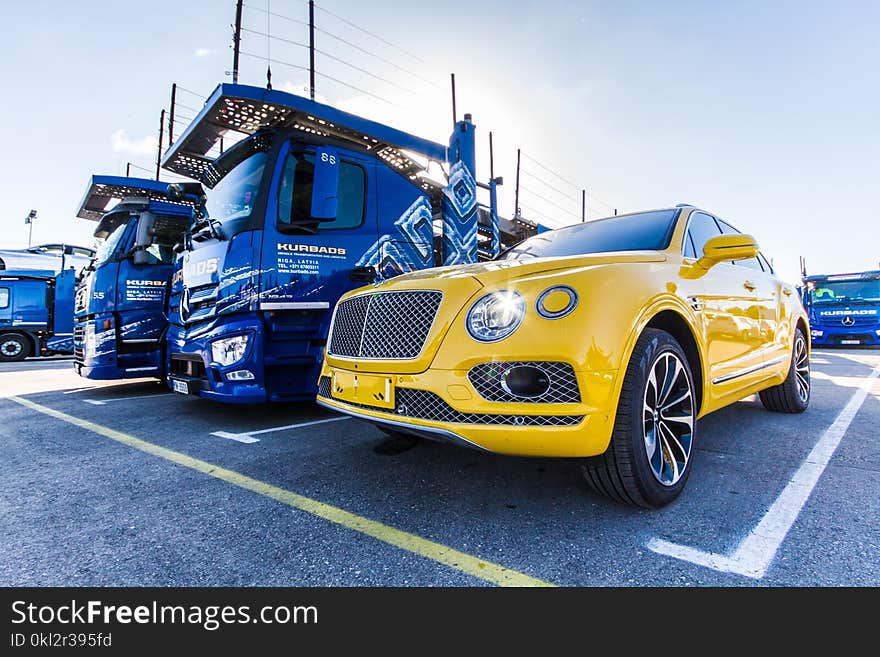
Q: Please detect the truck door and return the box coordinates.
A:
[115,221,175,344]
[260,143,379,310]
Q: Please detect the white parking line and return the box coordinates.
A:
[210,416,351,443]
[83,392,170,406]
[63,386,99,394]
[648,363,880,579]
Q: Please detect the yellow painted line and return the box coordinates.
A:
[9,395,552,588]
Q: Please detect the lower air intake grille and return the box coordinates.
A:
[468,361,581,403]
[318,376,583,427]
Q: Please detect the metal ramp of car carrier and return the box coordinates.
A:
[162,83,448,188]
[75,175,194,222]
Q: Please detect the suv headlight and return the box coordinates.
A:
[211,334,249,366]
[466,290,525,342]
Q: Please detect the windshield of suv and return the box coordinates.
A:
[809,279,880,304]
[499,209,679,261]
[93,223,127,267]
[205,151,268,224]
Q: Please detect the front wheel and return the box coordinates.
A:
[759,328,810,413]
[0,333,31,362]
[582,328,697,509]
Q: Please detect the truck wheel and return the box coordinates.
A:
[0,333,31,362]
[759,328,810,413]
[582,328,697,509]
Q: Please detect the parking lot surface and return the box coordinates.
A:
[1,349,878,586]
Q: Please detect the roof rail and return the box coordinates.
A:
[161,83,447,184]
[76,175,194,221]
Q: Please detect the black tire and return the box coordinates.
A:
[759,328,810,413]
[0,333,31,362]
[582,328,697,509]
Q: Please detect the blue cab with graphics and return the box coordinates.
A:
[802,270,880,346]
[0,268,75,361]
[161,83,530,403]
[73,176,194,379]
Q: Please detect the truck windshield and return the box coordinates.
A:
[205,152,268,224]
[810,279,880,304]
[498,209,678,260]
[93,223,127,267]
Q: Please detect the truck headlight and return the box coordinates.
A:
[811,329,823,338]
[466,290,525,342]
[211,334,249,366]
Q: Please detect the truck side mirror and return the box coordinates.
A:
[132,212,156,266]
[311,147,339,221]
[132,250,150,266]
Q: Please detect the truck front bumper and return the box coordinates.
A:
[810,326,880,346]
[167,319,267,404]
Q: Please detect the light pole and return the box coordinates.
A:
[25,210,37,247]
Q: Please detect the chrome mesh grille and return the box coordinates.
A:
[328,295,370,357]
[328,291,442,359]
[468,361,581,404]
[318,376,583,427]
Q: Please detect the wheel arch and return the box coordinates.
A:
[616,299,706,416]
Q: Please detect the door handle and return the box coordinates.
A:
[782,288,792,296]
[743,280,757,291]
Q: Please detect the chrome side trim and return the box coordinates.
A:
[711,355,788,385]
[121,338,159,343]
[315,398,492,452]
[125,366,158,372]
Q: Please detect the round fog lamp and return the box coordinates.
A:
[536,286,578,319]
[501,365,551,398]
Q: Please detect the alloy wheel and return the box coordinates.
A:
[643,352,695,486]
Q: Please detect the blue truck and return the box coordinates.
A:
[159,83,529,403]
[72,176,194,379]
[802,270,880,347]
[0,268,75,361]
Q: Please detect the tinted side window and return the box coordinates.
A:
[717,219,762,270]
[278,153,365,231]
[0,288,8,309]
[757,253,774,274]
[685,212,722,258]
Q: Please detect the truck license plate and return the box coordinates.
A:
[173,379,189,394]
[840,340,860,345]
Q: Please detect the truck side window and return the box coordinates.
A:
[278,152,365,231]
[685,211,722,258]
[0,288,8,309]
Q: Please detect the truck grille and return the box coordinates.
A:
[318,376,583,427]
[328,290,442,359]
[468,361,581,404]
[73,324,84,363]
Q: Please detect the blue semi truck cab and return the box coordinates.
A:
[160,83,522,403]
[73,176,194,379]
[802,270,880,346]
[0,268,75,361]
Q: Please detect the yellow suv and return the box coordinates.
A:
[317,206,810,508]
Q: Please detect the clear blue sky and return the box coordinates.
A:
[3,0,877,284]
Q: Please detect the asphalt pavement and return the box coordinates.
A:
[1,350,877,586]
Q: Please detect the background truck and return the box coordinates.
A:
[0,268,75,361]
[73,176,194,379]
[0,244,95,273]
[801,269,880,346]
[160,83,532,403]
